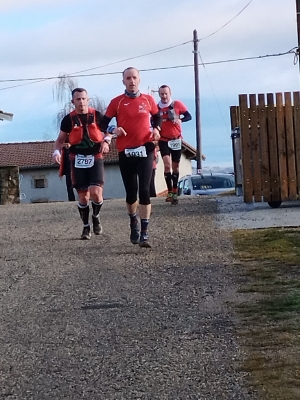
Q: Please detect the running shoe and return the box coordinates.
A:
[171,193,178,205]
[165,192,173,202]
[92,216,103,235]
[130,223,140,244]
[81,225,91,240]
[139,233,151,248]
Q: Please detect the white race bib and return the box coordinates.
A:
[75,154,95,168]
[125,146,147,158]
[168,139,182,150]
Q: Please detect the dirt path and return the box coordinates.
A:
[0,196,257,399]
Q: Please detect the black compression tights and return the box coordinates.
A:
[119,150,153,205]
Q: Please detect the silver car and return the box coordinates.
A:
[178,173,235,196]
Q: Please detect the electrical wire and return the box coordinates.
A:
[0,0,256,92]
[199,0,254,41]
[0,48,296,92]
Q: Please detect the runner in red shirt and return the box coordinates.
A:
[52,88,110,240]
[101,67,161,248]
[158,85,192,205]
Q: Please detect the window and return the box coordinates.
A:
[183,179,189,191]
[34,178,46,188]
[178,180,183,196]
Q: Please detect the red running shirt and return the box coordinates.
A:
[158,100,188,141]
[105,94,159,152]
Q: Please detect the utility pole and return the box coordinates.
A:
[296,0,300,71]
[193,29,202,174]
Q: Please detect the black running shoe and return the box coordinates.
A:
[81,225,91,240]
[92,216,103,235]
[130,224,140,244]
[139,233,151,248]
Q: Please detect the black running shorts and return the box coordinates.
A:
[70,156,104,192]
[159,140,181,163]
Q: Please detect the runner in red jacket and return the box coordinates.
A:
[158,85,192,205]
[100,67,162,248]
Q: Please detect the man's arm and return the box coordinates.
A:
[151,112,162,141]
[52,131,68,164]
[181,111,192,122]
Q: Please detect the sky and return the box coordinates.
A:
[0,0,299,168]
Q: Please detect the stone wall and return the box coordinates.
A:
[0,166,20,205]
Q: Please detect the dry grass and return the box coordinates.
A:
[232,227,300,399]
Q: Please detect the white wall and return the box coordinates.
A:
[19,156,193,203]
[20,165,126,203]
[154,152,193,195]
[20,169,70,203]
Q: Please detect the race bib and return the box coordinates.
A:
[125,146,147,158]
[168,139,182,150]
[75,154,95,168]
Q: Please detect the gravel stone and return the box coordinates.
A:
[0,196,258,400]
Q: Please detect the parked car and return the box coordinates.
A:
[178,173,235,196]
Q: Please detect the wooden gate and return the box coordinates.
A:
[230,92,300,205]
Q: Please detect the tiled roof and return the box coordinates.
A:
[0,140,119,168]
[0,139,195,168]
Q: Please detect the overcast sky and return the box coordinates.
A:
[0,0,299,167]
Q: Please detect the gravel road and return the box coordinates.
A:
[0,196,259,400]
[215,195,300,230]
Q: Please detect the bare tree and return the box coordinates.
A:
[53,73,106,130]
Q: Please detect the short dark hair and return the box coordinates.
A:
[71,87,87,97]
[122,67,140,77]
[159,85,170,91]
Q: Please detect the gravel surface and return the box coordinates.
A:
[0,196,258,400]
[215,195,300,230]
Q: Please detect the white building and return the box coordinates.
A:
[0,140,196,203]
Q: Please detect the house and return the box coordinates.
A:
[0,140,196,203]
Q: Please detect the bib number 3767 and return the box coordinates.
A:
[75,154,95,168]
[125,146,147,158]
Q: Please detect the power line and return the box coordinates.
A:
[199,0,253,41]
[0,1,256,92]
[0,48,296,92]
[65,41,193,76]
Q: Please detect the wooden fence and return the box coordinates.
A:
[230,92,300,205]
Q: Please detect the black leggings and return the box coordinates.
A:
[119,150,154,205]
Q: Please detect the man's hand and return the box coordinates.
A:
[113,127,127,137]
[173,118,182,126]
[151,128,161,141]
[52,150,61,165]
[101,141,110,154]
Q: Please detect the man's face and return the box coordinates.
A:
[72,90,89,113]
[122,68,140,93]
[159,87,171,104]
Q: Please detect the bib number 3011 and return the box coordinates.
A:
[125,146,147,158]
[75,154,95,168]
[168,139,182,150]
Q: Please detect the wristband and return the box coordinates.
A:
[52,149,60,157]
[107,125,116,134]
[104,136,112,145]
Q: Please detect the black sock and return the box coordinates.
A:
[141,218,149,234]
[78,203,89,225]
[92,200,103,217]
[172,172,179,189]
[129,213,138,227]
[164,172,172,192]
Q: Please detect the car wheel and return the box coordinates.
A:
[268,201,282,208]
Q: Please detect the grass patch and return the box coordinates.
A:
[232,227,300,399]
